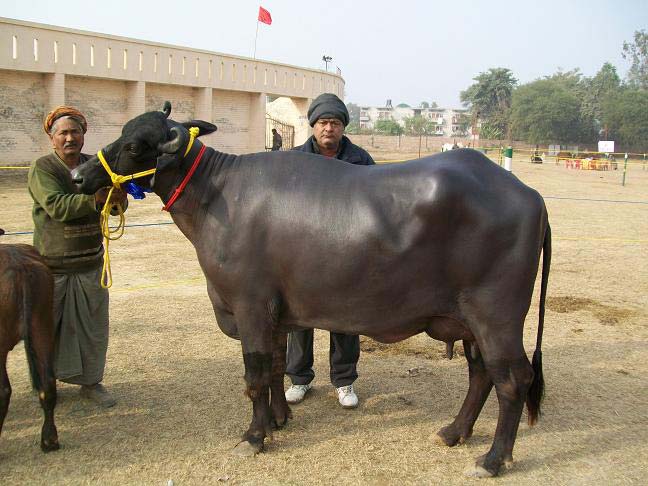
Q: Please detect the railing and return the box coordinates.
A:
[265,115,295,151]
[0,16,344,99]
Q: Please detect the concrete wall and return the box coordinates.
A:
[0,69,49,156]
[0,17,344,163]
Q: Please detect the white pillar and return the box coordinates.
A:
[248,91,267,152]
[127,81,146,119]
[45,72,65,109]
[504,146,513,171]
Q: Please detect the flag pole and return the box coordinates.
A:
[253,20,259,59]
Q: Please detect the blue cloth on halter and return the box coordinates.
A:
[124,182,152,200]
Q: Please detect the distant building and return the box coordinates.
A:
[359,101,471,137]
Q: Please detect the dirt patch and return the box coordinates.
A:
[360,335,456,361]
[547,296,639,326]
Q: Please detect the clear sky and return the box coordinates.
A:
[2,0,646,108]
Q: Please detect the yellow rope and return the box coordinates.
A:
[99,189,125,288]
[95,127,200,288]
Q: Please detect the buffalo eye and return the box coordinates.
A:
[123,143,140,156]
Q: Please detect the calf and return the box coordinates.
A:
[0,231,59,452]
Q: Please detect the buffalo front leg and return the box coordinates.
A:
[437,340,492,447]
[467,355,534,478]
[232,320,274,457]
[270,330,291,428]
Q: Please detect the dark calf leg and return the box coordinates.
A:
[25,275,59,452]
[0,350,11,439]
[437,340,493,447]
[26,338,59,451]
[467,356,534,478]
[269,330,291,428]
[36,379,58,452]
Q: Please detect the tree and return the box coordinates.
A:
[460,68,517,137]
[345,121,360,134]
[545,68,583,93]
[453,112,471,136]
[396,103,411,108]
[479,123,504,140]
[420,101,430,109]
[601,88,648,151]
[544,68,603,142]
[374,119,403,135]
[622,29,648,89]
[346,102,361,125]
[509,79,583,144]
[580,63,622,136]
[403,115,435,136]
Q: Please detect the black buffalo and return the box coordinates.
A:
[72,103,551,477]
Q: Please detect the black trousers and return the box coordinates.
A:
[286,329,359,388]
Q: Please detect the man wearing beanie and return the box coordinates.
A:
[285,93,374,409]
[28,106,127,408]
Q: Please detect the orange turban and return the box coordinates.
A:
[43,106,88,134]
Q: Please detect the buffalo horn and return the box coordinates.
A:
[162,101,172,118]
[157,126,188,154]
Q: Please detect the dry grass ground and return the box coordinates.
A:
[0,156,647,485]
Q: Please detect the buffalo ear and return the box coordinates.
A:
[181,121,217,136]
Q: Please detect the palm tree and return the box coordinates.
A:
[460,68,517,139]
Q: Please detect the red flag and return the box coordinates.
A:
[258,6,272,25]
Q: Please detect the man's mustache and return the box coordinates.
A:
[63,142,78,148]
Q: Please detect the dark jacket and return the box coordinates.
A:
[293,135,375,165]
[271,132,282,151]
[28,152,103,273]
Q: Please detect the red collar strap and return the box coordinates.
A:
[162,143,207,212]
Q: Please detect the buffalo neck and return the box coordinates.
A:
[154,142,237,240]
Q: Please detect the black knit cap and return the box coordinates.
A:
[307,93,349,127]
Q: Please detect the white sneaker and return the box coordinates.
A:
[336,385,359,409]
[285,384,312,404]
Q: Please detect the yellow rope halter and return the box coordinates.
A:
[96,127,200,288]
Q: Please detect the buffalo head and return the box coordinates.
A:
[72,102,217,195]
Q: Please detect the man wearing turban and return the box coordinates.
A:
[28,106,126,408]
[285,93,375,410]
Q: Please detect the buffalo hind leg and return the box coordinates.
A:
[270,330,291,428]
[467,355,534,478]
[437,340,492,447]
[26,337,59,452]
[0,350,10,440]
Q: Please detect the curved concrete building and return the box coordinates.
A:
[0,17,344,163]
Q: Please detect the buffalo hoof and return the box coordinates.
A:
[271,416,288,430]
[41,438,60,453]
[232,440,263,457]
[435,424,470,447]
[464,464,494,478]
[464,453,513,478]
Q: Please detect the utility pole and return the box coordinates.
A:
[322,55,332,71]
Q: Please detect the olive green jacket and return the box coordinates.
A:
[28,152,103,273]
